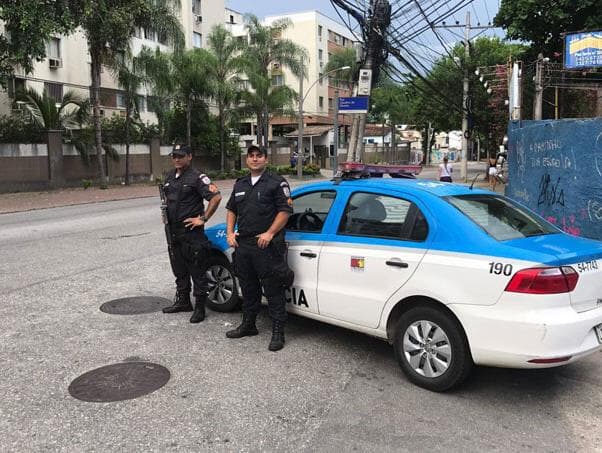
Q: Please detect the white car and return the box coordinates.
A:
[203,177,602,391]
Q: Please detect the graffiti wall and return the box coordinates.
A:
[507,118,602,240]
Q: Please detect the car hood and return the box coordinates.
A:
[504,233,602,266]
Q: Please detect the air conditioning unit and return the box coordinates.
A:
[49,58,62,69]
[196,15,202,22]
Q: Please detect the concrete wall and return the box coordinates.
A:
[506,118,602,240]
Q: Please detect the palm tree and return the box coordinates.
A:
[206,25,245,172]
[80,0,183,188]
[323,48,358,92]
[240,15,307,148]
[112,56,144,185]
[18,88,87,130]
[138,47,212,149]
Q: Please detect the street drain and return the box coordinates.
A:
[68,362,170,402]
[100,296,171,315]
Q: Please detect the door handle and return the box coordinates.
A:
[300,251,317,258]
[386,260,409,268]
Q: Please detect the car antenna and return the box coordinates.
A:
[469,173,480,190]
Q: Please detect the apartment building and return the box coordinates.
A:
[0,0,226,123]
[262,11,358,155]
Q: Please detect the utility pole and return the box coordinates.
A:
[333,88,340,170]
[297,55,304,179]
[534,53,546,120]
[461,11,470,181]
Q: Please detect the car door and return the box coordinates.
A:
[284,189,337,315]
[317,190,429,328]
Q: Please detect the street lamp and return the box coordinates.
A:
[297,64,351,178]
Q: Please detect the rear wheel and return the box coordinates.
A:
[393,306,472,392]
[205,255,239,312]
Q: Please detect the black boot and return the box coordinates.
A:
[189,296,206,323]
[226,314,258,338]
[162,290,193,313]
[268,320,285,352]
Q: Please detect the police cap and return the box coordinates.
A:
[247,144,267,156]
[171,144,192,157]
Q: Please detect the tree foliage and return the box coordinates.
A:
[495,0,602,55]
[0,1,81,82]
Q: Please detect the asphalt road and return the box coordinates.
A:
[1,175,601,452]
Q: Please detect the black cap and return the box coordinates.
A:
[171,144,192,156]
[247,144,267,156]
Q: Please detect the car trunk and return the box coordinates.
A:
[506,233,602,312]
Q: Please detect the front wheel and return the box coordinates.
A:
[393,306,472,392]
[205,255,239,312]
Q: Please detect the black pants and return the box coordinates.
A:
[168,228,209,298]
[234,238,287,323]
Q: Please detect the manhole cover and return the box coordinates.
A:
[68,362,170,402]
[100,296,171,315]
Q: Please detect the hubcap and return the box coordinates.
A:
[403,320,451,378]
[206,264,234,305]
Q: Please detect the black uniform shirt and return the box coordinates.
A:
[226,171,293,237]
[165,167,219,224]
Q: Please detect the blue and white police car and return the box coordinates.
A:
[203,177,602,391]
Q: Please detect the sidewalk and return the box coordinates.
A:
[0,168,502,215]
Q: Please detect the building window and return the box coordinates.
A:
[328,98,333,110]
[137,96,146,112]
[271,74,284,86]
[318,25,323,41]
[342,37,347,46]
[319,96,324,109]
[144,28,157,41]
[230,15,234,24]
[116,92,126,109]
[319,73,323,85]
[47,37,61,59]
[192,0,201,14]
[193,32,202,48]
[44,82,63,102]
[8,77,25,99]
[318,49,323,60]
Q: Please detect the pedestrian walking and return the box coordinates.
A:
[438,155,453,182]
[160,144,222,323]
[225,145,294,351]
[488,156,498,191]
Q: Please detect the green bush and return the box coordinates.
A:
[302,163,321,175]
[0,115,45,143]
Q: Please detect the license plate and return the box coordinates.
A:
[596,324,602,344]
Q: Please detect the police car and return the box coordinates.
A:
[203,177,602,391]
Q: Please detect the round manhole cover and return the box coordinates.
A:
[100,296,171,315]
[68,362,170,402]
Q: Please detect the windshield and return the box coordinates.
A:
[446,194,559,241]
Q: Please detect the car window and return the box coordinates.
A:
[446,194,559,241]
[338,192,426,241]
[286,190,336,233]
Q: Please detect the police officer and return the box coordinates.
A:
[225,145,293,351]
[161,144,222,323]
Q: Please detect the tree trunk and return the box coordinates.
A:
[256,112,261,146]
[219,103,225,172]
[125,105,131,186]
[90,50,107,189]
[186,96,192,148]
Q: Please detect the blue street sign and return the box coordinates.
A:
[338,96,369,114]
[564,31,602,69]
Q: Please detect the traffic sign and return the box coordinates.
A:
[338,97,369,114]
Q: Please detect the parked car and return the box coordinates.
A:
[203,177,602,391]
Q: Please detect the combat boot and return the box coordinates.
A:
[189,296,206,323]
[268,320,285,352]
[226,314,258,338]
[162,290,193,313]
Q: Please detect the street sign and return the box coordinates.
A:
[564,31,602,69]
[338,96,369,114]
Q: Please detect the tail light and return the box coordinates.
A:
[505,266,578,294]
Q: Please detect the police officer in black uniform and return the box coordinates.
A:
[161,144,222,323]
[225,145,293,351]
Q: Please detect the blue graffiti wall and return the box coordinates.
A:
[507,118,602,239]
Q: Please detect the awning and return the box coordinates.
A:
[285,125,332,138]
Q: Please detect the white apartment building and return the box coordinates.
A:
[262,11,358,151]
[0,0,225,123]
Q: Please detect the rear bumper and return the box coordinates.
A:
[449,303,602,368]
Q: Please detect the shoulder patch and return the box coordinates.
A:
[199,174,211,185]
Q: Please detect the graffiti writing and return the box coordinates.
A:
[538,173,565,207]
[588,199,602,222]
